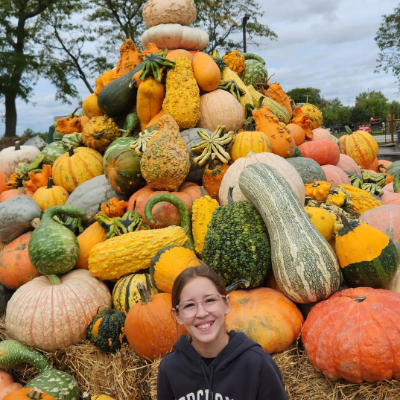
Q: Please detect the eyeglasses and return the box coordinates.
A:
[175,294,226,318]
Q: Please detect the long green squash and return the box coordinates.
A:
[239,163,340,304]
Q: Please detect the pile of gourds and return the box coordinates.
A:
[1,0,400,397]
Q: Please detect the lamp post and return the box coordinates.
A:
[243,13,250,53]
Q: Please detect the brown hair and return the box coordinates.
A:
[171,260,227,312]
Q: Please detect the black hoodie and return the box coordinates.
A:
[157,330,288,400]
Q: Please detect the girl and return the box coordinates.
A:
[157,262,288,400]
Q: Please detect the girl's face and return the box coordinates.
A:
[174,277,230,355]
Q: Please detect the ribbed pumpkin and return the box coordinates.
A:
[338,130,379,169]
[5,270,112,351]
[33,178,69,211]
[150,246,200,293]
[192,52,221,92]
[230,131,271,162]
[140,115,190,191]
[226,288,304,353]
[286,123,305,146]
[202,158,230,201]
[124,284,186,360]
[219,152,305,205]
[82,93,104,118]
[0,232,41,290]
[336,153,362,176]
[82,116,121,152]
[127,182,202,229]
[0,187,34,202]
[335,217,398,288]
[197,90,245,132]
[112,272,158,315]
[302,287,400,383]
[321,165,351,186]
[52,147,103,193]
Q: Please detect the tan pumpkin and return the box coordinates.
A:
[5,270,112,351]
[0,142,41,177]
[197,89,245,132]
[33,177,69,211]
[321,165,351,186]
[219,152,305,205]
[230,131,271,162]
[82,93,104,118]
[52,147,104,193]
[0,187,34,202]
[192,52,221,92]
[311,127,333,141]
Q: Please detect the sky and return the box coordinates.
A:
[1,0,399,137]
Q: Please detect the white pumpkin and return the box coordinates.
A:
[197,90,245,132]
[143,0,197,28]
[0,142,41,177]
[219,152,305,205]
[141,24,209,50]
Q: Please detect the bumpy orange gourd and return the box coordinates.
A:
[222,50,245,73]
[137,77,165,130]
[55,115,85,134]
[253,107,295,158]
[202,158,230,201]
[140,115,190,191]
[23,164,52,193]
[264,82,292,119]
[115,39,141,76]
[0,173,7,195]
[192,52,221,92]
[230,131,271,162]
[94,69,119,95]
[291,106,313,139]
[226,288,304,354]
[82,93,104,118]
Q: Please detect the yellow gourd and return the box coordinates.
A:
[221,67,253,110]
[305,181,332,201]
[137,77,165,131]
[88,226,188,281]
[338,184,381,214]
[192,188,219,257]
[162,56,201,130]
[304,206,336,242]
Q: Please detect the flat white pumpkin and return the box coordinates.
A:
[141,24,209,50]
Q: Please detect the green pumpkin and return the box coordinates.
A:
[287,158,326,184]
[87,307,126,352]
[103,136,137,170]
[335,217,398,288]
[28,205,86,275]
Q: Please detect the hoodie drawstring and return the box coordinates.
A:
[201,363,215,399]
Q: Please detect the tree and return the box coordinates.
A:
[0,0,81,137]
[349,105,370,127]
[286,88,323,107]
[193,0,277,54]
[355,91,389,120]
[375,4,400,90]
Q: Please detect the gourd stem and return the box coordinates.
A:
[208,155,217,170]
[68,146,74,157]
[227,187,234,205]
[70,106,81,118]
[47,177,53,189]
[226,279,250,293]
[27,388,44,400]
[137,282,152,305]
[15,141,21,150]
[94,130,107,139]
[339,214,352,230]
[48,275,62,285]
[41,205,87,224]
[200,186,206,197]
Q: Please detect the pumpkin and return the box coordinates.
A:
[52,147,103,193]
[87,307,126,352]
[162,56,201,130]
[310,127,332,141]
[302,287,400,383]
[0,232,41,290]
[338,129,379,169]
[0,142,41,178]
[202,157,230,201]
[230,131,271,162]
[0,370,23,399]
[124,283,186,360]
[291,106,313,139]
[23,164,52,193]
[286,123,305,146]
[378,159,392,173]
[197,90,245,132]
[226,287,304,353]
[82,116,121,152]
[112,272,158,315]
[32,177,69,211]
[115,39,141,76]
[335,217,398,288]
[0,187,34,202]
[141,24,209,51]
[304,206,336,242]
[3,388,56,400]
[252,107,295,158]
[222,50,246,73]
[336,154,362,177]
[300,104,323,129]
[167,49,194,62]
[219,152,305,206]
[140,115,190,191]
[82,93,103,118]
[0,196,41,244]
[239,163,340,303]
[150,246,199,293]
[192,52,221,92]
[286,158,326,185]
[5,270,111,351]
[142,0,197,28]
[127,182,202,229]
[366,157,380,172]
[321,165,351,186]
[298,139,340,166]
[0,173,7,195]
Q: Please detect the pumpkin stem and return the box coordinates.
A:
[69,106,81,118]
[226,279,250,293]
[137,282,152,305]
[48,275,62,285]
[15,141,21,150]
[68,146,74,157]
[47,177,53,189]
[27,388,45,400]
[31,218,41,229]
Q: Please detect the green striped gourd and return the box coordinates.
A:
[41,142,67,165]
[239,53,268,86]
[0,340,79,400]
[239,163,340,304]
[28,205,86,275]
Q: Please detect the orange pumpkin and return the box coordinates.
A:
[192,52,221,92]
[0,173,7,195]
[76,222,107,270]
[127,182,202,229]
[0,232,41,290]
[3,388,56,400]
[33,177,69,211]
[167,49,194,62]
[23,164,52,193]
[286,123,305,146]
[226,288,304,353]
[141,43,160,57]
[0,187,34,202]
[366,157,379,172]
[82,93,104,118]
[230,131,271,162]
[202,158,230,201]
[298,139,340,166]
[124,284,186,360]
